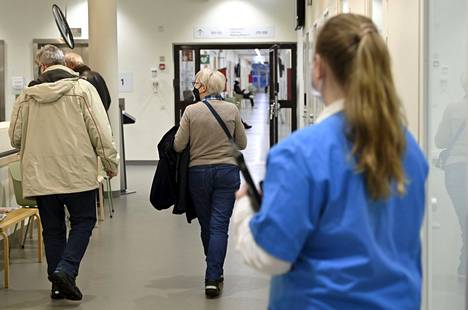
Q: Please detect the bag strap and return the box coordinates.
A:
[203,99,233,141]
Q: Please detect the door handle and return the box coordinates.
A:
[270,99,280,120]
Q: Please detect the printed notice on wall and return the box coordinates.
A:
[193,26,275,39]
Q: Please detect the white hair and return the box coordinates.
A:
[35,45,65,66]
[195,68,226,95]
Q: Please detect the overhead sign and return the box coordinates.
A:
[194,26,275,39]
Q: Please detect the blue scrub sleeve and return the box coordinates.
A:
[249,142,324,263]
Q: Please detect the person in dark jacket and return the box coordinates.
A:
[149,126,195,223]
[234,80,254,107]
[64,52,111,112]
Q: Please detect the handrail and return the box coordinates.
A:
[0,149,18,158]
[0,149,19,168]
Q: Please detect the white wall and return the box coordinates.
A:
[0,0,88,120]
[385,0,422,138]
[0,0,296,160]
[117,0,297,160]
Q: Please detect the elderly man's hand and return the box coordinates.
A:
[106,170,117,179]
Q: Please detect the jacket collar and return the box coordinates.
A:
[43,65,78,76]
[74,64,92,75]
[315,99,345,124]
[28,65,78,87]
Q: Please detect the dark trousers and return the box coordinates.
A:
[36,189,97,278]
[189,164,240,281]
[445,163,467,274]
[243,93,254,107]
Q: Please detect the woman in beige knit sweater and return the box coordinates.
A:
[174,68,247,298]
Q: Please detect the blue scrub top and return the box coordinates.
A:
[250,113,428,310]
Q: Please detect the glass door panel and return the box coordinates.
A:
[179,49,196,103]
[269,46,297,146]
[425,0,467,309]
[0,40,4,121]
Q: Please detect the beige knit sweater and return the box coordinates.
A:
[174,99,247,167]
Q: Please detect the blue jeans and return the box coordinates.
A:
[36,190,97,278]
[189,164,240,281]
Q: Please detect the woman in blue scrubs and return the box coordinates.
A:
[233,14,428,309]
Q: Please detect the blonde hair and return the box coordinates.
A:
[195,68,226,95]
[316,13,406,200]
[64,52,84,69]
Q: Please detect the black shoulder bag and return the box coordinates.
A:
[203,99,262,211]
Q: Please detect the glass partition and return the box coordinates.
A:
[425,0,467,308]
[0,40,4,121]
[179,49,196,103]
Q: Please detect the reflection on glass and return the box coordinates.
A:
[0,40,5,121]
[277,49,292,101]
[427,0,467,308]
[435,75,467,270]
[179,50,195,102]
[278,108,292,142]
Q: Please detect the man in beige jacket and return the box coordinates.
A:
[9,45,119,301]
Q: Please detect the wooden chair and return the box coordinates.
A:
[8,161,37,247]
[0,208,42,288]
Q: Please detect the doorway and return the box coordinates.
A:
[173,43,297,147]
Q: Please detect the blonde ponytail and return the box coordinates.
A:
[316,14,406,200]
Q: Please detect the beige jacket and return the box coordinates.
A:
[9,65,119,197]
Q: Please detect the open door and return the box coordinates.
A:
[269,45,297,146]
[174,47,200,124]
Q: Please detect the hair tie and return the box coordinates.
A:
[360,24,377,39]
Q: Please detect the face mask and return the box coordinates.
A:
[311,77,323,98]
[192,87,201,102]
[311,57,323,98]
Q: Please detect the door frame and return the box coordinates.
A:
[173,42,297,129]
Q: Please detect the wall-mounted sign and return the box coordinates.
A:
[11,76,25,91]
[70,28,82,38]
[119,72,133,93]
[200,55,210,64]
[194,26,275,39]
